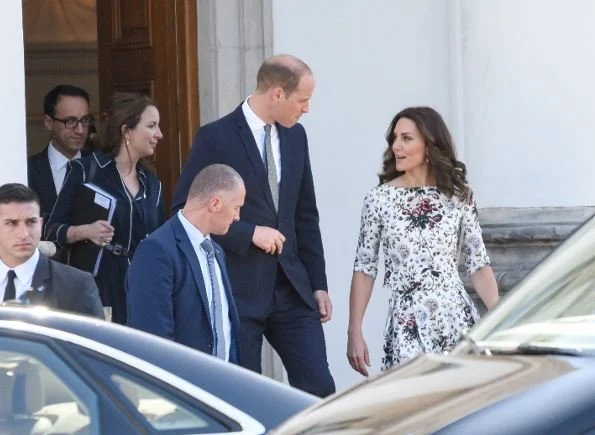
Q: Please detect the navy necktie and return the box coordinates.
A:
[3,270,16,301]
[200,239,227,359]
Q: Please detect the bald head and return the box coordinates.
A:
[255,54,312,96]
[187,164,244,203]
[184,164,246,236]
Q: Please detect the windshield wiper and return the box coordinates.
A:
[459,333,587,357]
[506,343,587,357]
[459,331,492,356]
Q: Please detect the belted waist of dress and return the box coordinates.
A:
[104,243,129,257]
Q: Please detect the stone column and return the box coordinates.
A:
[197,0,273,124]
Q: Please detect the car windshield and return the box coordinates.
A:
[467,214,595,352]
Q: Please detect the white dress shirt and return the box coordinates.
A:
[242,98,282,182]
[48,142,81,194]
[178,211,231,361]
[0,249,40,301]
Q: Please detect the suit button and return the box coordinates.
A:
[208,342,213,349]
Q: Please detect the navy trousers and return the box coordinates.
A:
[238,268,336,398]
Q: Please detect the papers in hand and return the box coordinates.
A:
[84,183,117,223]
[69,183,117,276]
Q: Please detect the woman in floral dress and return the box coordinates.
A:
[347,107,499,376]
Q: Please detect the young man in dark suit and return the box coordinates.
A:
[171,55,335,397]
[127,164,244,363]
[0,183,104,318]
[27,85,93,219]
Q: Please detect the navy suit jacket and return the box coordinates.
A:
[125,215,240,363]
[171,104,327,317]
[27,146,89,221]
[27,146,57,220]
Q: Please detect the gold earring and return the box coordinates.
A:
[126,138,130,147]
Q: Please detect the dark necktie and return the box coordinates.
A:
[200,239,227,359]
[263,124,279,210]
[3,270,16,301]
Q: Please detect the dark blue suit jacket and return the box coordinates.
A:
[27,146,90,221]
[27,146,57,220]
[172,104,327,317]
[26,254,105,319]
[125,214,240,363]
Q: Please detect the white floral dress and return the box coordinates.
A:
[353,184,490,369]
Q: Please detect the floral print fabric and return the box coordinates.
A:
[354,184,490,369]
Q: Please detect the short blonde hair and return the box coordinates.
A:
[188,164,244,201]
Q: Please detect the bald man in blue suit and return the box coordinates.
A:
[127,164,245,363]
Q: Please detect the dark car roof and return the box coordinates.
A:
[273,352,595,434]
[435,356,595,435]
[0,306,316,429]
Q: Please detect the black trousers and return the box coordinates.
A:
[237,268,336,398]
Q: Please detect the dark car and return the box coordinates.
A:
[272,215,595,434]
[0,306,317,434]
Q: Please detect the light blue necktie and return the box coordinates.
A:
[201,238,226,359]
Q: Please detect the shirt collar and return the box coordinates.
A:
[48,141,81,170]
[0,249,40,285]
[242,97,267,133]
[94,152,145,178]
[93,151,113,168]
[177,210,210,252]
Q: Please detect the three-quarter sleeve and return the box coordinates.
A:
[353,189,383,278]
[44,159,86,247]
[460,190,490,275]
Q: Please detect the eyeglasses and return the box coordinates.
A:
[51,115,94,129]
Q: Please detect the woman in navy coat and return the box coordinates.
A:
[45,92,165,324]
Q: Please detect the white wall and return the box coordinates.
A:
[0,4,27,184]
[273,0,595,391]
[461,0,595,207]
[273,0,452,390]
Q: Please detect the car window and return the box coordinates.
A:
[469,215,595,350]
[111,373,224,432]
[0,336,100,435]
[80,354,234,434]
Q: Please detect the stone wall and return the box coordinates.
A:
[469,207,595,311]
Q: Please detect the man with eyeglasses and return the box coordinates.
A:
[27,85,94,220]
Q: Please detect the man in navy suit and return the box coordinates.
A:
[127,164,245,363]
[171,55,335,396]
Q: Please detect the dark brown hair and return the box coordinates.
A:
[44,84,90,117]
[0,183,40,208]
[256,55,312,96]
[100,92,156,158]
[379,106,468,200]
